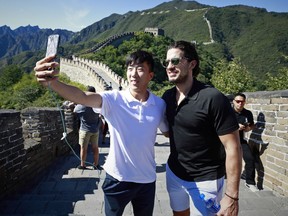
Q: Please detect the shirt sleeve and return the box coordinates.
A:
[210,91,239,136]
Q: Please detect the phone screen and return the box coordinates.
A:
[45,34,60,57]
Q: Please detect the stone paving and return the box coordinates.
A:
[0,134,287,216]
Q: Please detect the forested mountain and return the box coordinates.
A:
[0,0,287,80]
[0,25,74,59]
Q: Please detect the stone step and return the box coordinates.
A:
[0,199,74,215]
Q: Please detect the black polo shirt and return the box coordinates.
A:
[162,79,239,181]
[234,108,254,144]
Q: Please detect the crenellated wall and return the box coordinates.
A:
[85,32,136,53]
[0,108,78,199]
[60,57,128,92]
[73,56,128,88]
[60,58,107,92]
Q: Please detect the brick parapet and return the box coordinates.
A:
[73,56,128,88]
[60,57,128,91]
[0,108,78,199]
[60,58,107,92]
[243,90,288,196]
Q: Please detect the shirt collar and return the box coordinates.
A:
[124,88,155,106]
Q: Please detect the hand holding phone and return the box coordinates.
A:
[243,122,250,127]
[45,34,60,78]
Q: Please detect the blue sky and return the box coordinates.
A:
[0,0,287,32]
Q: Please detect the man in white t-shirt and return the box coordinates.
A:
[34,50,169,216]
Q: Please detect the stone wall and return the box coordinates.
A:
[0,108,78,199]
[60,57,128,92]
[73,56,128,88]
[60,58,107,92]
[0,90,287,198]
[243,90,288,196]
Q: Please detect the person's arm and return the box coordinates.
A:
[244,110,255,132]
[217,130,242,216]
[34,56,102,108]
[243,122,255,132]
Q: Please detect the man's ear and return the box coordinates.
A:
[189,60,197,70]
[149,71,154,80]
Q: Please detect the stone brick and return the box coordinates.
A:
[277,132,288,140]
[277,111,288,118]
[271,98,288,104]
[277,118,288,125]
[274,124,288,132]
[280,105,288,111]
[248,98,271,104]
[266,162,286,175]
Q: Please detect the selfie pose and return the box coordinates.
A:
[34,49,168,216]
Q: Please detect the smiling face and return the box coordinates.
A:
[165,48,196,85]
[127,61,153,93]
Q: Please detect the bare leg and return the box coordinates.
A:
[173,208,190,216]
[80,145,88,167]
[92,144,99,166]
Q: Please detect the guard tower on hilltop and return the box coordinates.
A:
[144,27,165,36]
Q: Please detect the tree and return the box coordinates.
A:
[264,68,288,90]
[210,58,255,94]
[0,65,24,91]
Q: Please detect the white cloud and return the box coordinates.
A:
[63,4,91,31]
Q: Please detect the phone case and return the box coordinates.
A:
[45,34,60,57]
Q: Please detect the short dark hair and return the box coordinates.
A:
[168,40,200,77]
[87,85,96,93]
[125,50,154,72]
[234,92,246,100]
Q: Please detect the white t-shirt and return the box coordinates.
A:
[97,89,168,183]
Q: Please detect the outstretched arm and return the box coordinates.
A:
[34,55,102,108]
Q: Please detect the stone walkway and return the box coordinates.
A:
[0,134,287,216]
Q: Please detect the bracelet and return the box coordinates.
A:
[225,193,239,201]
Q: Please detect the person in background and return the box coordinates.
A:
[233,93,257,192]
[118,77,123,90]
[61,100,76,111]
[162,40,242,216]
[34,50,169,216]
[73,86,101,170]
[100,115,109,144]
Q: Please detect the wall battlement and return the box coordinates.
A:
[60,57,128,92]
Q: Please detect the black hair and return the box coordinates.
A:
[87,85,96,93]
[125,50,154,72]
[234,92,246,100]
[168,40,200,77]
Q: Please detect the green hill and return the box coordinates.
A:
[1,0,287,86]
[69,0,288,80]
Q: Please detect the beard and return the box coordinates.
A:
[168,72,188,84]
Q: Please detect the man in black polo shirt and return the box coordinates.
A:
[233,93,257,192]
[162,41,242,216]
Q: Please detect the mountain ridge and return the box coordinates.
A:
[0,0,287,81]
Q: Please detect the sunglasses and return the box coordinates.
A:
[234,100,245,104]
[162,57,189,68]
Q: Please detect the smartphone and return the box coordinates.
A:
[45,34,60,58]
[243,122,249,127]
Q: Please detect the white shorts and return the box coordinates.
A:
[166,164,224,216]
